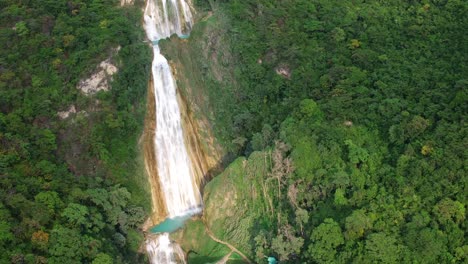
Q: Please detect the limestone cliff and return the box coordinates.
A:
[142,12,225,227]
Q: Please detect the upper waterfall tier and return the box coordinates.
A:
[144,0,193,41]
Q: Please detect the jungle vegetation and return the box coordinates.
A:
[0,0,466,263]
[0,0,151,263]
[193,0,467,263]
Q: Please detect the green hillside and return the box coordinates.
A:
[0,0,150,263]
[171,0,467,263]
[0,0,466,263]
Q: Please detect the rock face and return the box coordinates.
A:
[177,86,222,191]
[77,59,118,95]
[57,105,76,119]
[120,0,134,6]
[143,76,169,226]
[275,65,291,79]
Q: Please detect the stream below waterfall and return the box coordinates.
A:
[143,0,202,263]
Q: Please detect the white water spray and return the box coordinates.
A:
[146,234,186,264]
[143,0,199,263]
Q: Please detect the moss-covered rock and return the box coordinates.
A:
[171,218,231,263]
[171,151,273,262]
[203,151,273,259]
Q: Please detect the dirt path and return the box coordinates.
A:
[204,225,252,263]
[215,251,233,264]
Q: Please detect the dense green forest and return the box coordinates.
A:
[186,0,467,263]
[1,0,466,263]
[0,0,150,263]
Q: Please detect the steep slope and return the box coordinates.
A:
[0,0,151,262]
[170,0,467,263]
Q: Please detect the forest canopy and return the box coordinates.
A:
[0,0,466,263]
[0,0,150,263]
[193,0,467,262]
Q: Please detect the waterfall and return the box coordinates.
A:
[144,0,193,40]
[146,234,186,264]
[149,44,202,217]
[143,0,199,263]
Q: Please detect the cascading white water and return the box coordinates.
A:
[150,45,201,217]
[146,234,186,264]
[144,0,193,40]
[143,0,200,263]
